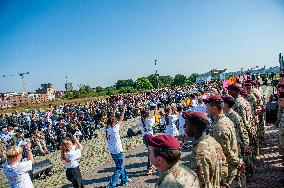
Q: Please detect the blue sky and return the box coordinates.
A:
[0,0,284,92]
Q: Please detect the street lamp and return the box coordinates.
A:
[155,59,159,89]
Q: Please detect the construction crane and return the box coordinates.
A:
[2,72,30,92]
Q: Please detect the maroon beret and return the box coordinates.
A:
[227,84,241,91]
[244,82,252,87]
[280,72,284,78]
[145,134,180,150]
[222,94,234,102]
[278,82,284,88]
[203,95,223,104]
[240,89,248,95]
[246,79,253,84]
[182,111,209,122]
[252,80,258,86]
[278,89,284,98]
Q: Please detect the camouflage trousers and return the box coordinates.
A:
[249,117,260,158]
[258,112,265,144]
[244,154,254,181]
[232,171,247,188]
[227,165,238,186]
[0,148,6,166]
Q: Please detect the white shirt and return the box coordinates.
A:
[192,103,207,114]
[178,113,185,135]
[165,114,179,136]
[0,133,12,142]
[64,146,81,169]
[105,124,123,154]
[140,116,155,137]
[190,99,198,107]
[3,160,34,188]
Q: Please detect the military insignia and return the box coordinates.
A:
[172,167,181,178]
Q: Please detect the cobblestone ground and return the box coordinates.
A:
[247,124,284,188]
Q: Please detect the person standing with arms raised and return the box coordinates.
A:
[140,104,157,175]
[164,104,179,137]
[105,103,131,188]
[61,136,84,188]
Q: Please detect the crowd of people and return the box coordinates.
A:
[0,72,281,188]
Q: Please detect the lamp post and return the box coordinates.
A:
[155,59,159,89]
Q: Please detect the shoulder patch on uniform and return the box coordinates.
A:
[171,167,181,178]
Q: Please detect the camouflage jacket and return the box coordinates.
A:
[246,93,257,114]
[156,163,200,188]
[252,88,264,106]
[279,111,284,155]
[190,133,228,188]
[277,108,283,127]
[233,95,250,128]
[212,114,240,167]
[0,138,6,153]
[225,109,250,156]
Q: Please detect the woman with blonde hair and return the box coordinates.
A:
[61,136,84,188]
[3,143,34,188]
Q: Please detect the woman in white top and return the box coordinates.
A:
[105,104,130,188]
[164,104,179,136]
[61,136,84,188]
[140,105,157,174]
[3,144,34,188]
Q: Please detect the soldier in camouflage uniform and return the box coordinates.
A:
[183,111,228,188]
[205,95,244,187]
[146,134,200,188]
[227,84,251,137]
[278,89,284,162]
[276,76,284,127]
[252,81,265,144]
[223,94,251,188]
[244,82,259,156]
[0,137,6,166]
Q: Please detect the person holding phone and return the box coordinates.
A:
[3,143,35,188]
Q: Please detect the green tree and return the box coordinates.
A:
[135,77,153,90]
[105,87,119,95]
[115,79,134,89]
[95,86,104,92]
[187,73,199,84]
[172,74,187,86]
[147,74,160,89]
[159,75,173,87]
[69,84,95,98]
[118,86,137,94]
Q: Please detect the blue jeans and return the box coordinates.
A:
[107,152,128,188]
